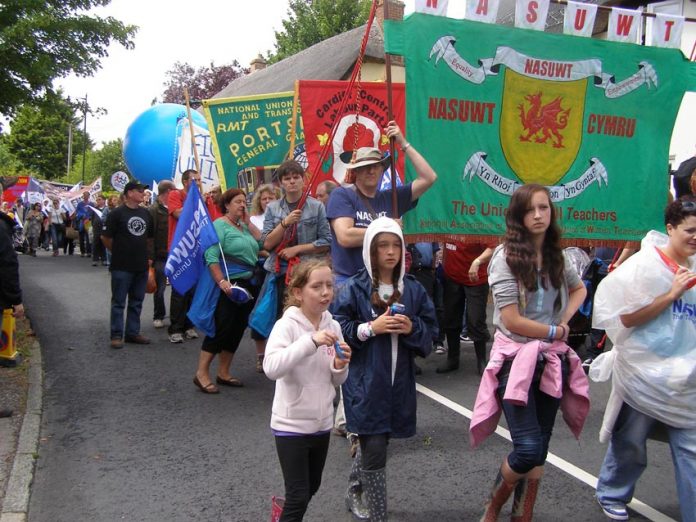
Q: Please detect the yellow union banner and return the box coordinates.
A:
[203,92,304,189]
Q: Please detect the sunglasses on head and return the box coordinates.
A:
[680,200,696,212]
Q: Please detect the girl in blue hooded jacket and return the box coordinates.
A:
[331,217,438,521]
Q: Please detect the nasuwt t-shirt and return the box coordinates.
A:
[326,184,415,277]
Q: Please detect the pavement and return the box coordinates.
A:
[0,250,684,521]
[0,340,42,522]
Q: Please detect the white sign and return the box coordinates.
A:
[111,171,129,192]
[563,1,598,37]
[515,0,550,31]
[175,120,220,193]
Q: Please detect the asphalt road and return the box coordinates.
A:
[19,253,682,522]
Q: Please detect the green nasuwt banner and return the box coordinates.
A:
[203,92,304,189]
[385,14,696,244]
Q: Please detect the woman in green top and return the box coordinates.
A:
[193,188,261,394]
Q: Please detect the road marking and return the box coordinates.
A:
[416,383,677,522]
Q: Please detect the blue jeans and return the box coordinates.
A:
[50,224,64,253]
[110,270,148,340]
[596,402,696,522]
[497,359,565,474]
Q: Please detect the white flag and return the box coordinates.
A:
[608,7,641,43]
[563,1,597,37]
[515,0,550,31]
[87,205,103,220]
[415,0,449,16]
[466,0,500,24]
[175,120,220,193]
[650,13,684,48]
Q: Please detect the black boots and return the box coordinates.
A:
[437,330,461,373]
[474,341,488,376]
[436,342,460,373]
[437,332,488,375]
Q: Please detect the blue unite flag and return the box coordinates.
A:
[164,183,219,294]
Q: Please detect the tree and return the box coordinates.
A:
[0,136,23,176]
[0,0,136,120]
[5,92,92,180]
[268,0,372,63]
[65,139,126,187]
[161,61,249,105]
[89,138,127,187]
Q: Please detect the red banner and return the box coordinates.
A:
[298,80,406,194]
[0,176,30,205]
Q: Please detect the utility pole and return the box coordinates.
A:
[81,94,88,185]
[67,124,73,178]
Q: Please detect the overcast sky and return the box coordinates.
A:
[46,1,696,163]
[55,0,455,147]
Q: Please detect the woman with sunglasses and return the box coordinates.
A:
[591,196,696,522]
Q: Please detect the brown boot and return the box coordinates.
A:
[510,478,540,522]
[481,469,517,522]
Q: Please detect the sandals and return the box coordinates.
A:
[193,376,219,394]
[256,355,265,374]
[216,376,244,387]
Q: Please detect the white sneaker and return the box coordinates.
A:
[184,328,199,340]
[434,342,447,354]
[169,333,184,343]
[597,499,629,521]
[153,319,165,328]
[460,334,473,343]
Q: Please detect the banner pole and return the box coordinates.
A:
[384,0,398,218]
[184,88,204,195]
[287,81,300,161]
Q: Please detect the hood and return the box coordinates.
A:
[283,305,334,331]
[362,216,405,292]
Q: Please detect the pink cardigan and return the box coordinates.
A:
[469,331,590,448]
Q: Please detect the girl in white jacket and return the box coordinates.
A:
[263,259,351,521]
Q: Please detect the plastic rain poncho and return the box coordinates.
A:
[590,231,696,442]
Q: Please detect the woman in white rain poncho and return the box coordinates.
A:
[591,196,696,522]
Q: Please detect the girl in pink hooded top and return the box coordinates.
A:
[263,259,351,521]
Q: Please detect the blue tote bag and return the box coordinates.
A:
[248,272,278,338]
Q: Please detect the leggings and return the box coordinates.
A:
[275,434,330,522]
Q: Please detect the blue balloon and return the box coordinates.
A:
[122,104,208,186]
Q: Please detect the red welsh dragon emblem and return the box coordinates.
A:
[518,92,571,149]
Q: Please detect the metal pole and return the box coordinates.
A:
[67,124,73,178]
[384,0,398,218]
[81,94,87,185]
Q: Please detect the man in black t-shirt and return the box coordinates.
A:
[101,181,154,349]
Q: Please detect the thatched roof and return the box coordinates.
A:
[212,23,385,99]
